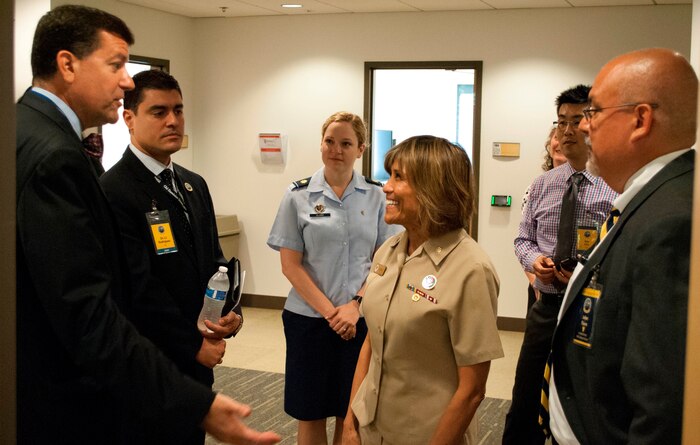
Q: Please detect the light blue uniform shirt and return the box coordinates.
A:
[267,168,401,317]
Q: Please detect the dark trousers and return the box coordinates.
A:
[502,293,562,445]
[527,283,537,313]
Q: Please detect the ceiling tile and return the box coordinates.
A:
[239,0,347,14]
[118,0,684,17]
[318,0,419,12]
[568,0,652,6]
[480,0,571,8]
[403,0,494,11]
[118,0,278,17]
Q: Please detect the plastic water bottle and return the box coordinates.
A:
[197,266,229,332]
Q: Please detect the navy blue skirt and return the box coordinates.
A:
[282,310,368,420]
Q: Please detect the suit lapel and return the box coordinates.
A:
[20,90,79,143]
[20,90,108,187]
[121,148,199,264]
[173,165,207,273]
[561,150,695,316]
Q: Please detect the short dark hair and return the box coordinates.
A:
[555,84,591,113]
[384,135,474,236]
[124,70,182,112]
[31,5,134,80]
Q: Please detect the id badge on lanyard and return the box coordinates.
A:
[576,220,600,258]
[145,200,178,255]
[572,266,603,349]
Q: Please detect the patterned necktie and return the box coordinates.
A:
[539,354,553,437]
[600,207,620,240]
[554,172,584,263]
[82,133,104,161]
[159,169,194,248]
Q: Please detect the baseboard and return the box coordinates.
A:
[241,293,286,310]
[497,316,526,332]
[242,293,526,332]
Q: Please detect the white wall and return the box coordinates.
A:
[51,0,197,169]
[17,1,692,319]
[14,0,50,100]
[191,6,691,319]
[693,0,700,71]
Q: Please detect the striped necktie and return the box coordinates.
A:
[539,354,553,437]
[159,169,194,248]
[600,207,620,240]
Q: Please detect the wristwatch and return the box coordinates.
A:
[352,295,363,305]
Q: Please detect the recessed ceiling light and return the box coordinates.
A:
[281,3,303,8]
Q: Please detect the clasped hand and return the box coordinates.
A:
[326,302,360,341]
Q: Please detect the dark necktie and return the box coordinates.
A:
[82,133,104,160]
[159,169,194,248]
[554,172,584,263]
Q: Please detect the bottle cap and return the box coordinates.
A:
[219,266,228,273]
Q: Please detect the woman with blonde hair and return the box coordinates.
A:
[268,112,398,444]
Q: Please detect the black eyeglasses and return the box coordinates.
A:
[553,119,582,132]
[582,102,659,121]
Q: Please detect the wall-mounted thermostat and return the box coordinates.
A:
[491,195,512,207]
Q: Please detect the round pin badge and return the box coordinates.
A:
[422,274,437,290]
[184,182,193,192]
[412,293,421,302]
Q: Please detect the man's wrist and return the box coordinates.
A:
[232,315,243,336]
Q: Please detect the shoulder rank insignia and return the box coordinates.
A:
[364,176,383,187]
[291,176,312,190]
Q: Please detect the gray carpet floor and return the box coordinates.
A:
[206,367,509,445]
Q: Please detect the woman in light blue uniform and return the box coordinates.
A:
[267,112,398,445]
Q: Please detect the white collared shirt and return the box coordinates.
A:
[549,147,693,445]
[128,144,178,193]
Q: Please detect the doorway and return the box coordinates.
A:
[363,61,483,237]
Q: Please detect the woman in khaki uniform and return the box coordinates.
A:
[343,136,504,445]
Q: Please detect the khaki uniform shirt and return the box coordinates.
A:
[352,228,504,444]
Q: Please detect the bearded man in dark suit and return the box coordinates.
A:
[547,48,697,445]
[100,69,243,444]
[16,5,278,444]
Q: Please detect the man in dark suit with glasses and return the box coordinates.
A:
[548,48,696,445]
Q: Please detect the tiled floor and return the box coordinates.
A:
[224,307,523,400]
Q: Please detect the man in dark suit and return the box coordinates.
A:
[100,69,243,443]
[16,5,278,444]
[548,48,697,444]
